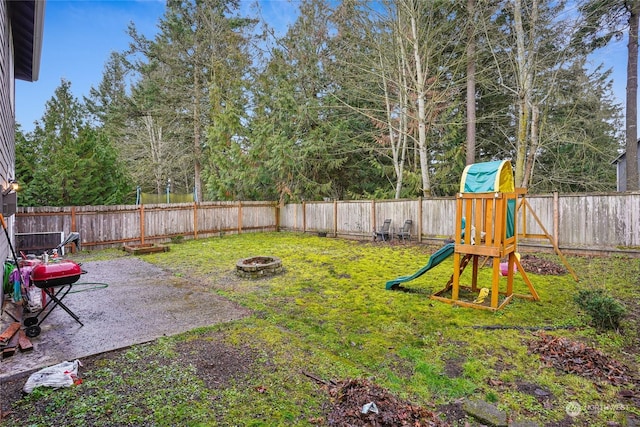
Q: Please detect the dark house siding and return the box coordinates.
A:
[613,141,640,191]
[0,0,44,264]
[0,0,13,264]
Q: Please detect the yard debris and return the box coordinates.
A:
[23,360,82,394]
[2,331,20,358]
[519,255,566,275]
[324,378,449,426]
[0,322,21,344]
[17,330,33,352]
[0,322,30,359]
[361,401,379,414]
[528,332,634,385]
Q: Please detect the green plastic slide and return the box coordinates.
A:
[385,243,455,290]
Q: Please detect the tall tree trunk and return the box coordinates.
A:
[410,7,431,196]
[513,0,537,187]
[143,114,164,195]
[626,2,640,191]
[380,48,406,199]
[193,66,203,202]
[466,0,476,166]
[522,104,539,188]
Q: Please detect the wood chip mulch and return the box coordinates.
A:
[325,378,449,426]
[528,332,634,386]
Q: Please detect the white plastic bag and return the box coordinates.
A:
[23,359,82,394]
[27,286,43,311]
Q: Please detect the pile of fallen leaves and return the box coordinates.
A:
[325,378,449,426]
[528,332,633,385]
[519,254,567,275]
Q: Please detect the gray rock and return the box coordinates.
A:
[510,420,541,427]
[462,398,508,427]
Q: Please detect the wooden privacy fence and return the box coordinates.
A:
[280,192,640,254]
[14,192,640,255]
[16,201,278,252]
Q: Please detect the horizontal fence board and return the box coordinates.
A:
[14,192,640,255]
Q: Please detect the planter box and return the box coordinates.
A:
[123,244,169,255]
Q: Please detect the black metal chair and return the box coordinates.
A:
[396,220,412,242]
[373,219,392,241]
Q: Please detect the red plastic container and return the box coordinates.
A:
[31,261,82,288]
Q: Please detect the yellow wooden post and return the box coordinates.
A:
[506,252,515,296]
[452,252,461,301]
[491,257,501,308]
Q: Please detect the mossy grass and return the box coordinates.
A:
[18,232,639,425]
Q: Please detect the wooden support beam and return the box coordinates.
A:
[0,322,21,344]
[520,198,579,282]
[17,330,33,352]
[2,331,20,358]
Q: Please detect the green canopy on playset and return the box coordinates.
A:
[459,160,515,193]
[459,160,516,238]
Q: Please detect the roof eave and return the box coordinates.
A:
[11,0,46,82]
[30,1,45,82]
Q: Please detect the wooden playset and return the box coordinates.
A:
[431,160,540,311]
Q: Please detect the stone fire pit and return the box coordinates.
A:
[236,256,283,279]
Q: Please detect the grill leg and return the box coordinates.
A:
[38,286,84,327]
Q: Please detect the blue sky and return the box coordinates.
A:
[17,1,163,131]
[16,1,631,133]
[16,0,299,132]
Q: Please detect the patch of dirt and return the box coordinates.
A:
[442,355,465,378]
[515,381,553,401]
[519,254,567,275]
[323,378,450,426]
[172,334,262,389]
[436,401,469,425]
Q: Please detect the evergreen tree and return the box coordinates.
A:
[576,0,639,191]
[531,62,622,192]
[16,80,133,206]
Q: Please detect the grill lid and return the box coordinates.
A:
[31,261,82,287]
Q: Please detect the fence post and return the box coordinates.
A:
[302,201,306,233]
[140,204,145,245]
[238,201,243,234]
[275,204,280,232]
[418,197,422,243]
[70,206,77,253]
[553,192,559,247]
[193,202,198,240]
[333,199,338,237]
[71,206,76,233]
[371,200,376,238]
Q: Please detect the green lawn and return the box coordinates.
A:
[14,233,639,426]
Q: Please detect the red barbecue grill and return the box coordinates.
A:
[21,233,85,337]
